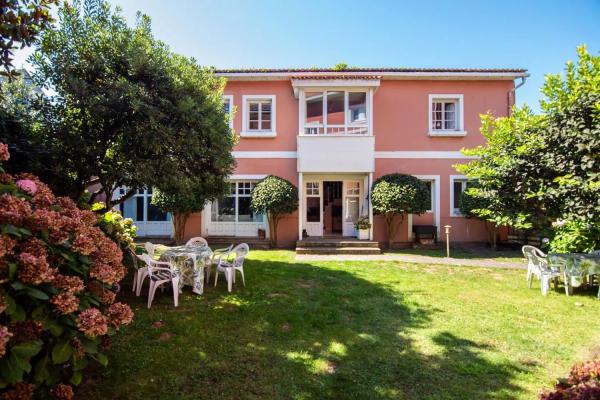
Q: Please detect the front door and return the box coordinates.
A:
[342,181,361,237]
[323,181,343,236]
[304,181,322,237]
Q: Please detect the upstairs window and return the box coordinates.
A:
[242,95,276,137]
[303,90,369,135]
[428,94,465,136]
[222,95,233,128]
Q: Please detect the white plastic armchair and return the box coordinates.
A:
[140,254,180,308]
[128,249,148,295]
[206,245,233,283]
[144,242,157,257]
[214,243,249,292]
[522,245,559,295]
[186,237,208,247]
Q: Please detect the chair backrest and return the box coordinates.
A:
[186,236,208,247]
[522,245,545,259]
[144,242,156,256]
[231,243,249,268]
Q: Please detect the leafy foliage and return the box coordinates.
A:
[0,0,56,77]
[250,176,298,247]
[548,219,600,253]
[456,46,600,251]
[152,177,229,244]
[371,173,429,247]
[0,143,133,398]
[96,208,137,252]
[3,0,235,209]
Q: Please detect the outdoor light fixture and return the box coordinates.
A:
[444,225,452,258]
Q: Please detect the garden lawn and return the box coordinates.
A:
[79,250,600,400]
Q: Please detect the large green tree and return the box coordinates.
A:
[456,46,600,251]
[3,0,235,210]
[371,173,430,248]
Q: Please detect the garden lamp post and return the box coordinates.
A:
[444,225,452,258]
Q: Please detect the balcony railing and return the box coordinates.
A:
[303,123,369,136]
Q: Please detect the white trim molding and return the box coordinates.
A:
[222,94,234,129]
[228,174,268,180]
[375,151,475,159]
[449,174,468,217]
[241,94,277,137]
[217,71,529,81]
[232,151,297,159]
[291,79,380,97]
[428,94,465,137]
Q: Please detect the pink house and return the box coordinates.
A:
[123,67,528,248]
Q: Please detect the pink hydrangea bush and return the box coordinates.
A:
[0,143,133,399]
[540,358,600,399]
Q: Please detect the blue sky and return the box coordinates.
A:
[17,0,600,112]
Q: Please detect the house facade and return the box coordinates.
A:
[122,67,528,248]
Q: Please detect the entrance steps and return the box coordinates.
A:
[206,236,271,250]
[296,238,381,255]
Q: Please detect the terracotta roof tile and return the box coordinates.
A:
[290,75,382,80]
[216,67,527,74]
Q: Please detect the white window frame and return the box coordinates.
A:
[428,94,466,137]
[211,181,264,223]
[241,95,276,137]
[222,94,234,129]
[299,88,372,136]
[450,175,468,217]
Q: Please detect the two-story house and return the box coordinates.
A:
[123,67,528,248]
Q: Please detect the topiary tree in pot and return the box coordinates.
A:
[371,173,430,249]
[250,176,298,248]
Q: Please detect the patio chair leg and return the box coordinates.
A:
[227,270,232,293]
[147,281,157,309]
[132,271,137,292]
[172,277,180,307]
[527,269,532,288]
[214,270,219,287]
[240,269,245,287]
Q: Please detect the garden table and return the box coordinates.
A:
[159,245,213,295]
[547,253,600,298]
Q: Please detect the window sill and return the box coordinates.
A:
[428,130,467,137]
[240,131,277,138]
[450,213,465,217]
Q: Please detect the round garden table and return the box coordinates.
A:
[547,253,600,298]
[159,245,213,295]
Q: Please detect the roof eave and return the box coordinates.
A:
[217,71,530,81]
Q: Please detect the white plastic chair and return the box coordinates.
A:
[129,250,147,295]
[214,243,249,292]
[522,245,559,295]
[140,254,180,308]
[186,237,208,247]
[206,245,233,283]
[144,242,157,257]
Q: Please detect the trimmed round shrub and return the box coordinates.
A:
[0,143,133,398]
[250,176,298,247]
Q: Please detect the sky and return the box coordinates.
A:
[15,0,600,112]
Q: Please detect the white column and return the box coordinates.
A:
[298,172,303,240]
[368,172,374,240]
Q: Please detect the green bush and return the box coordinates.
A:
[96,207,137,251]
[549,219,600,253]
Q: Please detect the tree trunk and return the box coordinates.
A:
[483,221,498,250]
[173,212,190,245]
[268,213,278,248]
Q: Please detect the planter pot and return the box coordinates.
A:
[357,229,370,240]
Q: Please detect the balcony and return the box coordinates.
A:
[297,135,375,173]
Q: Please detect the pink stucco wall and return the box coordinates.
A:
[181,77,515,247]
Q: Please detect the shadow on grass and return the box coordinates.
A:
[79,258,528,400]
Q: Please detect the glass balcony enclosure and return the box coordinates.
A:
[302,90,370,136]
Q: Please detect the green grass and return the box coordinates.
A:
[79,250,600,400]
[387,246,524,263]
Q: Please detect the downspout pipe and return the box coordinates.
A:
[507,76,527,115]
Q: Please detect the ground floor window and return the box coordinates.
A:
[451,178,468,216]
[211,181,264,223]
[118,188,170,222]
[420,180,434,213]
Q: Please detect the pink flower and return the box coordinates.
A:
[15,179,37,195]
[0,194,32,226]
[0,142,9,162]
[76,308,108,337]
[0,235,17,258]
[50,292,80,315]
[2,382,35,400]
[53,274,85,294]
[107,302,133,327]
[18,252,55,285]
[88,280,116,304]
[0,325,12,358]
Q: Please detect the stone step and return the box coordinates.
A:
[207,237,271,250]
[296,240,380,248]
[295,246,381,255]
